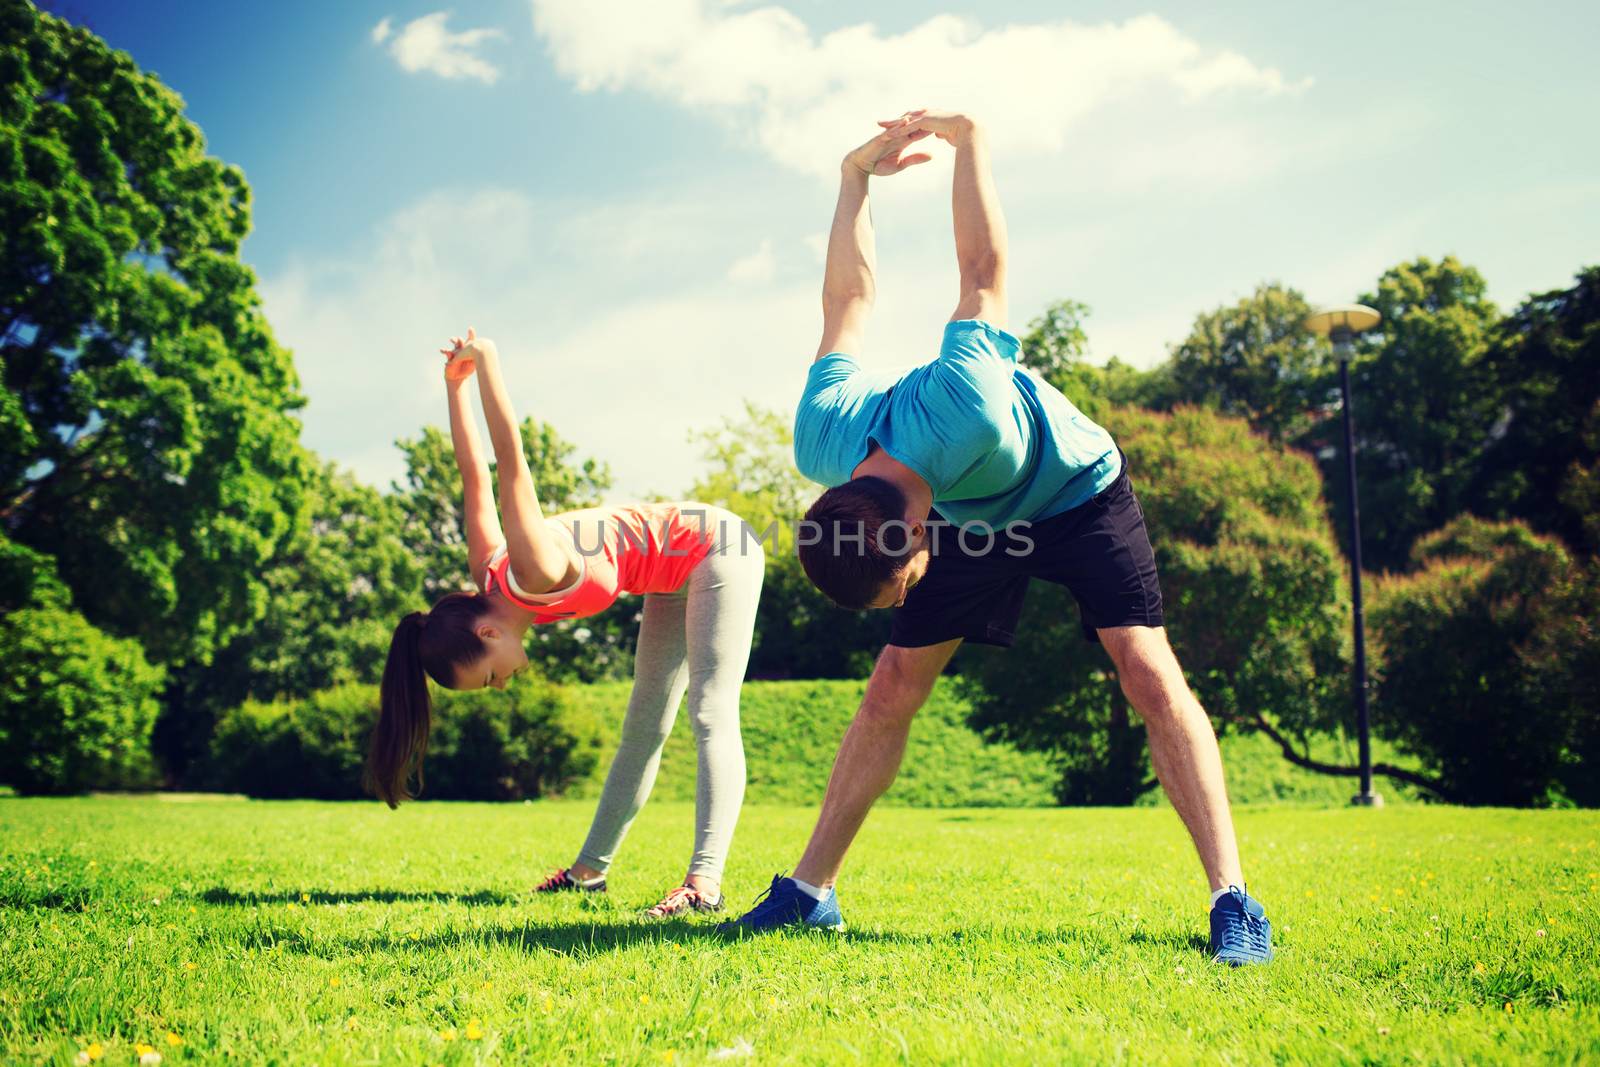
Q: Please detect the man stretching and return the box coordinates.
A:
[725,110,1273,965]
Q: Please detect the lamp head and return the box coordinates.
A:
[1304,304,1381,362]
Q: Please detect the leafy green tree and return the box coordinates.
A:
[1526,561,1600,806]
[1321,256,1502,569]
[688,403,888,677]
[156,458,427,777]
[1020,300,1176,422]
[246,462,425,697]
[1167,284,1330,442]
[394,418,611,595]
[1369,516,1595,805]
[0,1,307,665]
[393,417,629,682]
[1021,299,1091,385]
[1471,266,1600,556]
[961,406,1353,804]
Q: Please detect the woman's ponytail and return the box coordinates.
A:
[365,592,494,807]
[366,611,433,808]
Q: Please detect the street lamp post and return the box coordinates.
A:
[1304,304,1384,808]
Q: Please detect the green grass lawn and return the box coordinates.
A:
[3,797,1597,1065]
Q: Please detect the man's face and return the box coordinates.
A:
[866,542,932,610]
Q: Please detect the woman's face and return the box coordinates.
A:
[454,625,530,690]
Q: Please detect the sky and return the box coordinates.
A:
[52,0,1600,497]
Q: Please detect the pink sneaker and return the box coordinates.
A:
[643,883,723,919]
[533,868,606,894]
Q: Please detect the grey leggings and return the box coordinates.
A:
[575,510,764,882]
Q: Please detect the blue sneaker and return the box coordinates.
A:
[1209,886,1273,965]
[719,875,845,933]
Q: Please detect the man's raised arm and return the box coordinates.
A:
[892,111,1007,329]
[815,122,933,362]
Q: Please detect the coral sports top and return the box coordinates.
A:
[483,502,720,624]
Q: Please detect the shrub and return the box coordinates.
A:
[0,606,165,795]
[200,677,605,801]
[1369,516,1598,806]
[425,684,605,802]
[200,688,372,800]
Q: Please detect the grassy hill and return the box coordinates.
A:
[562,678,1418,808]
[562,679,1059,807]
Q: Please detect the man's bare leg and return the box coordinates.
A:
[1098,625,1245,891]
[792,640,962,887]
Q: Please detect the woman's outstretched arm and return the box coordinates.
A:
[443,366,504,589]
[442,328,576,595]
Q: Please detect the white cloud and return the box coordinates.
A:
[261,188,849,496]
[529,3,1308,177]
[802,232,827,264]
[726,239,776,284]
[377,12,505,84]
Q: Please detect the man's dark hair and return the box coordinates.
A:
[799,476,914,609]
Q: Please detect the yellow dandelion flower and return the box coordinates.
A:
[639,994,651,1005]
[1304,890,1313,898]
[465,1020,483,1040]
[408,931,420,942]
[300,892,310,903]
[663,1052,675,1063]
[188,907,197,915]
[439,1028,457,1042]
[182,962,197,973]
[86,1043,104,1061]
[542,995,553,1013]
[135,1044,155,1056]
[285,903,297,912]
[1504,1002,1513,1014]
[1474,962,1487,975]
[480,981,492,991]
[165,1033,184,1048]
[329,976,342,987]
[346,1017,360,1032]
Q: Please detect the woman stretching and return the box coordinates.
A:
[367,328,764,918]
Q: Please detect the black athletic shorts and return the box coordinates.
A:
[888,452,1164,648]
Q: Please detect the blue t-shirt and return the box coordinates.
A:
[794,319,1121,528]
